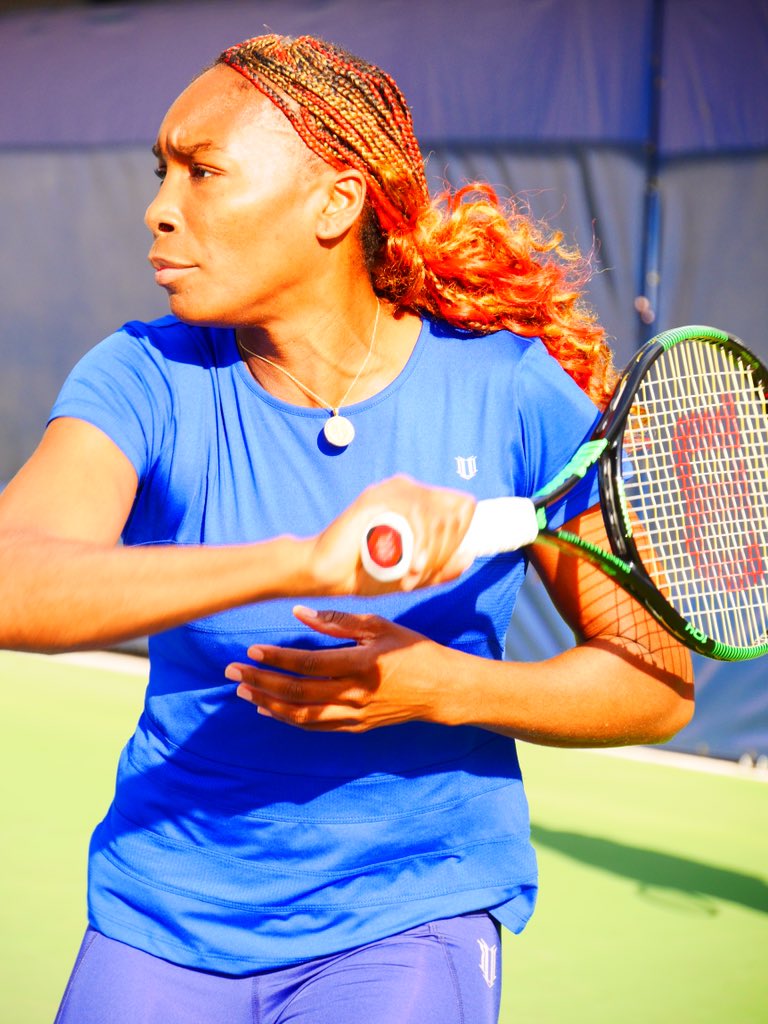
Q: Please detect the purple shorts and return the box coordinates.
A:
[55,912,502,1023]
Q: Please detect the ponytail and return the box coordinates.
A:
[374,183,616,406]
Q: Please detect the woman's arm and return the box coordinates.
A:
[476,503,695,745]
[230,506,694,746]
[0,418,474,653]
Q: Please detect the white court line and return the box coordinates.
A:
[44,649,149,678]
[590,744,768,782]
[37,651,768,782]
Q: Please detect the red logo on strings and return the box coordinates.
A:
[672,393,764,591]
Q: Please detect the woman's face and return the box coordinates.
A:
[146,64,333,326]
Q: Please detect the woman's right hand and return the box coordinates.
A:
[307,474,477,596]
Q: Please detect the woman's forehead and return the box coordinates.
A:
[159,64,298,145]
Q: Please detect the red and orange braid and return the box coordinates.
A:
[219,35,429,233]
[217,35,616,407]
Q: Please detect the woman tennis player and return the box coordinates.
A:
[0,34,693,1024]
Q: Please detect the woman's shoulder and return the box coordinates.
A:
[422,317,599,418]
[423,317,548,372]
[112,315,220,353]
[84,316,231,377]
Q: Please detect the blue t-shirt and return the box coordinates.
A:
[50,315,601,973]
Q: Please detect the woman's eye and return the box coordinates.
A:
[152,163,213,182]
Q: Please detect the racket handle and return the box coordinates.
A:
[361,497,540,582]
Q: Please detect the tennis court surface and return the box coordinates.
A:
[1,649,765,1023]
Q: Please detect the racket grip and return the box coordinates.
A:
[361,497,540,582]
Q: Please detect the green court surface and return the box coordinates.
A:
[1,649,766,1024]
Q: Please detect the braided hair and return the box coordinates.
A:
[218,35,616,406]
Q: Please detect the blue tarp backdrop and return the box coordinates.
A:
[1,0,767,760]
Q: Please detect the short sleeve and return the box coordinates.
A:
[49,323,175,482]
[515,340,602,528]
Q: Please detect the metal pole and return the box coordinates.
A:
[635,0,666,346]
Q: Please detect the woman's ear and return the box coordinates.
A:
[315,168,368,242]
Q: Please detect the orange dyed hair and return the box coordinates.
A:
[218,35,616,406]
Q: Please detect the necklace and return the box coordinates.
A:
[237,302,380,448]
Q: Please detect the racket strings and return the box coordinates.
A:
[657,344,768,648]
[621,339,768,649]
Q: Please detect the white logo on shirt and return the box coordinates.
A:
[477,937,498,988]
[455,455,478,480]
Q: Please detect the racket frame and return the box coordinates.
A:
[530,326,768,662]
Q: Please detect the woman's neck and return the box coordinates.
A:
[236,299,422,410]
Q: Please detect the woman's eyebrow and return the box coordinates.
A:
[151,139,218,160]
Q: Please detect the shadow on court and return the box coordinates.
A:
[530,824,768,916]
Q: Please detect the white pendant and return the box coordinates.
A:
[323,413,355,448]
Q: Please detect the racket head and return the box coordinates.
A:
[599,326,768,660]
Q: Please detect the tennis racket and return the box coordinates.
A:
[361,326,768,661]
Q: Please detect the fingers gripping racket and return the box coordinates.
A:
[361,326,768,661]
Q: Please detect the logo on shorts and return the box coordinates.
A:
[455,455,478,481]
[477,937,498,988]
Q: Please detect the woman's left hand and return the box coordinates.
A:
[225,605,455,732]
